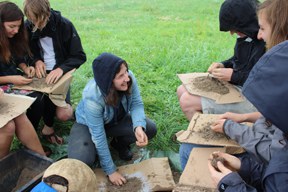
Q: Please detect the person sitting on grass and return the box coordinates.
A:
[208,2,288,191]
[68,53,157,186]
[177,0,266,121]
[0,88,45,159]
[23,0,86,144]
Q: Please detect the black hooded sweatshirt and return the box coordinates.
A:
[25,10,86,74]
[219,0,266,86]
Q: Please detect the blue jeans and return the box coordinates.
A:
[179,143,221,171]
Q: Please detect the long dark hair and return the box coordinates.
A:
[105,62,132,107]
[0,1,31,63]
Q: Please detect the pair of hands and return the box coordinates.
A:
[211,112,247,133]
[207,62,233,82]
[34,60,63,84]
[14,60,63,86]
[108,126,148,186]
[208,151,241,187]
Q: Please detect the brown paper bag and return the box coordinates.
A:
[93,157,175,192]
[177,73,244,104]
[13,69,75,107]
[0,94,35,128]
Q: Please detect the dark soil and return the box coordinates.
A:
[193,76,229,95]
[197,122,227,141]
[28,78,54,90]
[0,101,15,118]
[210,153,225,172]
[105,177,144,192]
[173,184,217,192]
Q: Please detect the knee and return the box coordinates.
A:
[1,120,16,136]
[176,85,186,99]
[146,123,157,139]
[56,105,73,121]
[179,92,191,110]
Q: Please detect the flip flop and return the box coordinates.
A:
[42,132,64,145]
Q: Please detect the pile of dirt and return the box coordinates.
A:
[193,76,229,95]
[104,177,145,192]
[197,122,227,141]
[210,153,225,172]
[28,78,54,90]
[0,102,15,117]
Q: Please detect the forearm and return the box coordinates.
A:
[241,112,261,123]
[0,76,15,84]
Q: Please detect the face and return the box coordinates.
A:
[3,19,22,38]
[257,11,272,43]
[113,64,130,91]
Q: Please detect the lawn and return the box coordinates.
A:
[12,0,235,154]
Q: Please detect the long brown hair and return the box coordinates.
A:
[105,62,132,107]
[0,1,31,63]
[258,0,288,49]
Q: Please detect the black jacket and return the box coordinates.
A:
[25,9,86,74]
[219,0,265,86]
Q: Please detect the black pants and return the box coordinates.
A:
[67,115,157,166]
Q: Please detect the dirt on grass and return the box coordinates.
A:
[193,76,229,95]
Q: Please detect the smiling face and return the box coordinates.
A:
[257,10,272,44]
[3,19,22,38]
[113,64,130,91]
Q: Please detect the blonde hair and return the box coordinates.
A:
[23,0,51,32]
[258,0,288,49]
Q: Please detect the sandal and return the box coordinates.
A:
[43,145,52,157]
[42,132,64,145]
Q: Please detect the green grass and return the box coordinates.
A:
[12,0,235,154]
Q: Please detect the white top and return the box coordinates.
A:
[40,37,56,70]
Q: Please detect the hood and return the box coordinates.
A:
[219,0,259,39]
[92,52,125,96]
[242,40,288,134]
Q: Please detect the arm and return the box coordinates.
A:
[220,112,261,123]
[57,19,86,74]
[128,71,149,147]
[208,152,264,192]
[84,98,116,175]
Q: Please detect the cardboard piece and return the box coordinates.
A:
[93,157,175,192]
[176,147,225,190]
[176,113,240,147]
[0,94,35,128]
[177,73,244,104]
[13,69,75,107]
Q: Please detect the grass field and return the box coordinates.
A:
[12,0,235,154]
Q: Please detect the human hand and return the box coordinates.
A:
[135,126,148,147]
[35,60,46,78]
[210,151,241,172]
[211,119,226,133]
[23,66,35,78]
[211,68,233,82]
[10,75,33,85]
[207,62,224,74]
[208,154,233,187]
[108,171,127,186]
[220,112,245,123]
[46,68,63,84]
